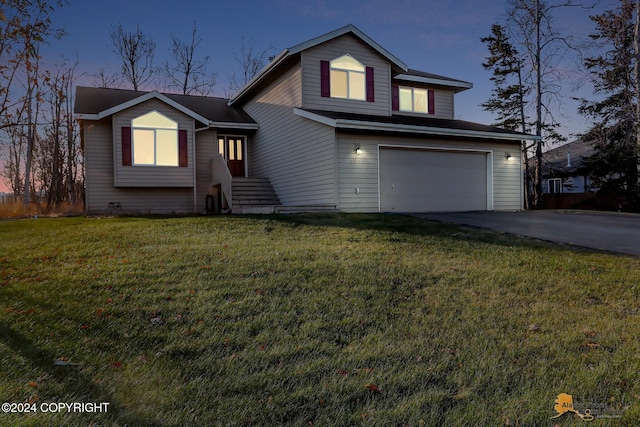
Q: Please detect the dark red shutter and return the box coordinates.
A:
[320,60,330,97]
[178,130,188,167]
[428,89,435,115]
[366,66,374,102]
[391,85,399,111]
[122,126,132,166]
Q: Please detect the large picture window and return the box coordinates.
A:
[132,111,178,166]
[330,55,366,100]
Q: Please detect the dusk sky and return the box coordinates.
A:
[41,0,612,139]
[0,1,614,193]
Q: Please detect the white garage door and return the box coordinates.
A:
[379,147,488,212]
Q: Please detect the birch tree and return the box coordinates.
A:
[493,0,591,208]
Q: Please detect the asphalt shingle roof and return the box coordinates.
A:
[301,109,532,138]
[74,86,256,125]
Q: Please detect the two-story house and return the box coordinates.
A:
[75,25,537,215]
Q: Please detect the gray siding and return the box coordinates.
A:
[112,99,195,187]
[244,63,337,206]
[301,33,391,116]
[337,133,522,212]
[195,128,218,212]
[83,118,194,214]
[493,144,523,210]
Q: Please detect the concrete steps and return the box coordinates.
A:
[229,177,338,214]
[231,178,280,214]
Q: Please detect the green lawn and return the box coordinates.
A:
[0,214,638,426]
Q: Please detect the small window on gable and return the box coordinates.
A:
[131,111,179,166]
[330,55,366,100]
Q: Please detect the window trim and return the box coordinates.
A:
[131,110,179,167]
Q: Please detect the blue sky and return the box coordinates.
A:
[45,0,610,140]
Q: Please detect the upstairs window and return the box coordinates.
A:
[330,55,365,100]
[321,56,374,101]
[399,87,428,113]
[392,85,435,114]
[132,111,179,166]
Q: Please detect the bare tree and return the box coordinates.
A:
[226,37,273,97]
[21,38,43,207]
[39,61,78,209]
[109,23,156,91]
[63,62,81,206]
[635,1,640,152]
[0,0,65,208]
[502,0,592,208]
[91,66,123,88]
[3,112,25,198]
[0,0,65,130]
[164,22,217,95]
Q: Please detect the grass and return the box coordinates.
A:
[0,213,639,426]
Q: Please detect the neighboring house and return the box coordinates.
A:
[540,139,597,209]
[75,24,537,215]
[542,139,595,194]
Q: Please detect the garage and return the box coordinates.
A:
[379,147,489,212]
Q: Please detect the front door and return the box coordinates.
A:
[218,136,245,177]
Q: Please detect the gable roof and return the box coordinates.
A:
[288,24,407,70]
[230,24,412,106]
[295,108,539,142]
[542,139,594,175]
[74,86,258,129]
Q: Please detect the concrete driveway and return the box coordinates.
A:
[415,210,640,256]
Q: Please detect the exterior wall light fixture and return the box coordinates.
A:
[505,152,512,161]
[354,144,362,155]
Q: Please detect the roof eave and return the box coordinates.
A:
[228,49,290,106]
[74,113,99,121]
[337,120,537,141]
[293,108,540,142]
[209,121,259,130]
[394,74,473,93]
[77,91,212,124]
